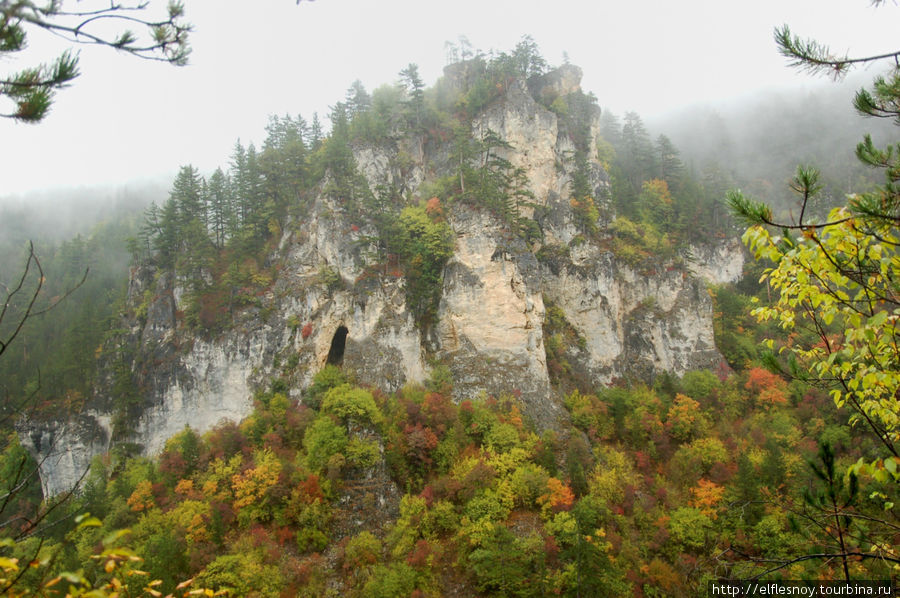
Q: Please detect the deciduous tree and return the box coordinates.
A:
[728,5,900,477]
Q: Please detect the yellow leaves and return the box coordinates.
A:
[0,556,19,572]
[689,479,725,519]
[741,203,900,468]
[75,513,102,530]
[485,446,529,474]
[666,394,706,441]
[175,478,201,500]
[232,448,282,516]
[127,479,156,512]
[588,447,636,505]
[506,404,524,429]
[640,179,673,205]
[538,477,575,515]
[1,518,219,598]
[200,454,242,501]
[201,479,217,496]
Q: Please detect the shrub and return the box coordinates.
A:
[346,438,380,469]
[321,384,382,426]
[680,370,720,404]
[343,531,382,573]
[667,507,712,551]
[306,365,347,408]
[196,552,283,597]
[303,416,348,472]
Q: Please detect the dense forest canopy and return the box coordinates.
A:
[0,33,897,597]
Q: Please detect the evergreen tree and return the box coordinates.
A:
[621,112,657,188]
[511,34,548,79]
[398,63,425,129]
[229,140,249,230]
[308,112,324,150]
[167,165,213,287]
[656,134,684,191]
[345,80,372,118]
[241,144,266,241]
[170,165,205,228]
[205,168,232,249]
[599,111,623,149]
[154,196,179,269]
[260,114,309,223]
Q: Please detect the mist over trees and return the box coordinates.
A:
[649,71,896,219]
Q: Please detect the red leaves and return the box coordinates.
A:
[295,474,324,504]
[745,367,789,408]
[425,197,443,219]
[404,423,439,468]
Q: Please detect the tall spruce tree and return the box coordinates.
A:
[399,63,425,129]
[345,80,372,118]
[205,168,232,249]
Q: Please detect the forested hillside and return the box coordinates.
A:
[0,36,897,597]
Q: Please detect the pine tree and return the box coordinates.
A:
[621,112,657,188]
[170,165,205,228]
[261,114,309,223]
[167,165,213,287]
[308,112,324,150]
[345,80,371,118]
[399,63,425,129]
[154,197,179,269]
[511,34,548,79]
[656,134,684,191]
[229,140,249,230]
[205,168,232,249]
[241,144,266,241]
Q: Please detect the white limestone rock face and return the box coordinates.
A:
[542,241,723,385]
[473,80,564,209]
[687,239,745,285]
[135,337,259,455]
[436,207,559,425]
[19,413,112,498]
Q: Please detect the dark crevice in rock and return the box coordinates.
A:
[326,325,349,366]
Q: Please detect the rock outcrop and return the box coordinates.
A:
[23,65,744,496]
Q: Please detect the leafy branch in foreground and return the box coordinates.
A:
[732,5,900,481]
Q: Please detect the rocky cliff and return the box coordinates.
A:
[23,66,744,497]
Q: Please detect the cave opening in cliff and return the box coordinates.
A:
[326,325,348,366]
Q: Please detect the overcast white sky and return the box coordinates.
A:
[1,0,897,197]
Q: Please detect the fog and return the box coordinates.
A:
[648,69,897,214]
[1,0,897,198]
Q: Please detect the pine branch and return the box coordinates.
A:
[775,24,900,80]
